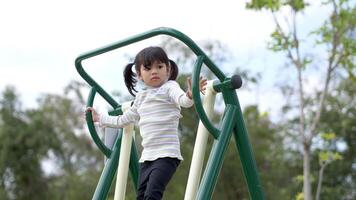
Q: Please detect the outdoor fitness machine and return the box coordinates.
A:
[75,27,264,200]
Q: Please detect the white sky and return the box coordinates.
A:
[0,0,329,115]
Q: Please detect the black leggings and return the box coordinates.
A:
[136,157,180,200]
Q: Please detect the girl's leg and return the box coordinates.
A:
[144,157,180,200]
[136,161,153,200]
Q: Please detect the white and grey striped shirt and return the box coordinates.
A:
[99,80,193,162]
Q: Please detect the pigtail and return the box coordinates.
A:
[168,59,179,80]
[123,63,137,96]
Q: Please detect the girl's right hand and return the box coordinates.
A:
[186,76,207,99]
[85,107,100,122]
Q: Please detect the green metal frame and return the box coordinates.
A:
[75,27,264,200]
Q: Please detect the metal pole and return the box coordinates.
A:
[92,131,122,200]
[232,97,264,199]
[114,102,135,200]
[196,105,237,200]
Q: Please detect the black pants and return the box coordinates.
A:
[136,157,180,200]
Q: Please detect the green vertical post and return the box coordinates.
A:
[92,130,122,200]
[232,95,265,200]
[196,105,237,200]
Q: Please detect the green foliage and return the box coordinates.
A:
[294,175,304,183]
[246,0,282,11]
[296,192,304,200]
[268,29,296,52]
[246,0,308,12]
[317,79,356,199]
[311,1,356,75]
[285,0,308,11]
[320,132,335,140]
[0,83,103,199]
[225,105,298,199]
[318,151,342,164]
[0,87,52,200]
[248,1,355,199]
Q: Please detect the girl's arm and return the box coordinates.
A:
[85,103,139,128]
[168,77,207,108]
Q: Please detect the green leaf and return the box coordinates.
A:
[294,175,304,183]
[332,152,343,160]
[246,0,281,11]
[284,0,308,12]
[296,192,304,200]
[321,132,336,140]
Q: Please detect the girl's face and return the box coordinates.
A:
[138,60,170,88]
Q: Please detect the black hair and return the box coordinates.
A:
[123,46,179,96]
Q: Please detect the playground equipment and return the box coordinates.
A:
[75,27,264,200]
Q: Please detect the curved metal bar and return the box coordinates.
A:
[75,27,227,108]
[192,56,220,139]
[86,88,112,157]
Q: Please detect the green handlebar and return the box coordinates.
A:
[86,88,112,158]
[192,56,220,139]
[75,27,226,84]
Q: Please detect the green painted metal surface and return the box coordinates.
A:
[196,104,237,199]
[86,88,112,157]
[75,27,264,200]
[232,96,264,199]
[192,56,220,139]
[129,139,140,190]
[92,130,122,199]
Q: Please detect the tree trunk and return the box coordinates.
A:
[316,163,327,200]
[303,143,312,200]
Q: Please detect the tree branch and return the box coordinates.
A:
[309,0,340,138]
[273,10,307,143]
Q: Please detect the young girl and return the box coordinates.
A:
[86,46,207,200]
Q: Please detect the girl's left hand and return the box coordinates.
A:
[186,76,208,99]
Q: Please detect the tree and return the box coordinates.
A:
[246,0,355,199]
[0,86,53,200]
[36,81,103,199]
[0,82,104,199]
[214,105,294,199]
[315,133,342,200]
[315,78,356,200]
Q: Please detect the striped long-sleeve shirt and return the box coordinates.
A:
[99,80,193,162]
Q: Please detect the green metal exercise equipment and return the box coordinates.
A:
[75,27,265,200]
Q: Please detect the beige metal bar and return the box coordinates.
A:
[114,101,134,200]
[184,80,216,200]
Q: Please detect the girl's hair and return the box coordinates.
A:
[123,46,179,96]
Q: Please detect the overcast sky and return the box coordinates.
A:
[0,0,330,115]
